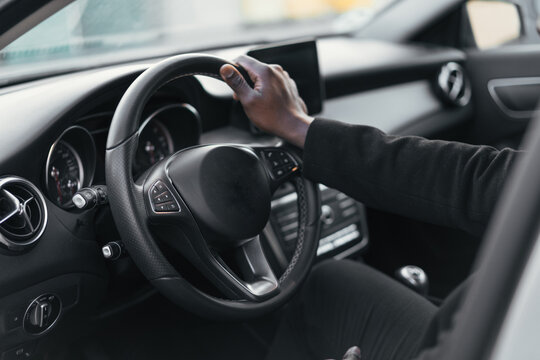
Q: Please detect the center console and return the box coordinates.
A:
[264,183,368,268]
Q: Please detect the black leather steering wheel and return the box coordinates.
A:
[104,54,321,319]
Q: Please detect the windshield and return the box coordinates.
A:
[0,0,396,85]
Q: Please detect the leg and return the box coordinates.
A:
[266,260,437,360]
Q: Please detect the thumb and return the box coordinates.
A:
[220,64,252,101]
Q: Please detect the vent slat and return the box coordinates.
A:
[0,177,47,251]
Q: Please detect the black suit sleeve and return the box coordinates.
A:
[303,118,522,236]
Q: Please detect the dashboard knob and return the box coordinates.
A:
[24,294,62,335]
[29,301,51,328]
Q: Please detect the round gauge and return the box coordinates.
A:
[133,120,174,177]
[46,141,83,208]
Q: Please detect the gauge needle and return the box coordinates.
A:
[145,141,155,164]
[50,166,63,203]
[67,179,77,196]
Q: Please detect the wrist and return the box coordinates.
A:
[286,113,314,149]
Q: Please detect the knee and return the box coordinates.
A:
[304,259,362,296]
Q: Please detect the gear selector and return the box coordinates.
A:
[395,265,429,297]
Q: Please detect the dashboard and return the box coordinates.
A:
[0,36,472,357]
[43,103,202,209]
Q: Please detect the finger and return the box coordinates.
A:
[235,55,267,72]
[300,98,308,114]
[220,64,253,100]
[289,78,299,94]
[235,55,269,83]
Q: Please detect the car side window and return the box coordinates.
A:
[465,0,522,49]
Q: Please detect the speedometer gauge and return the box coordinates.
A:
[133,120,174,178]
[46,141,83,207]
[44,126,96,209]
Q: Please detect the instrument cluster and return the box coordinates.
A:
[44,103,201,209]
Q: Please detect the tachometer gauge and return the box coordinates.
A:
[46,141,83,208]
[134,120,174,177]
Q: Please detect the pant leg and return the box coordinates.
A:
[266,260,437,360]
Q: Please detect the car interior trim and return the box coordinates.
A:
[487,77,540,120]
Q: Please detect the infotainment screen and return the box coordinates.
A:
[247,39,324,115]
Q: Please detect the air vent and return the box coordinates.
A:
[0,176,48,251]
[437,62,472,107]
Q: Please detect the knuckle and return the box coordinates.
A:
[230,75,244,88]
[261,65,272,76]
[235,55,248,63]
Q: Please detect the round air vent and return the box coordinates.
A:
[0,176,48,251]
[437,62,472,107]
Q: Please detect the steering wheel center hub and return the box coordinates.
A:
[167,145,271,243]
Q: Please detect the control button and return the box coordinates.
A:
[5,309,24,331]
[149,181,180,213]
[273,168,285,178]
[167,202,179,211]
[155,181,166,193]
[24,294,62,335]
[155,203,168,212]
[29,302,50,328]
[153,190,173,204]
[262,149,299,180]
[264,150,277,159]
[2,342,36,360]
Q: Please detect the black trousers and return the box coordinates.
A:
[266,260,437,360]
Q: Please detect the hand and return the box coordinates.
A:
[220,55,314,148]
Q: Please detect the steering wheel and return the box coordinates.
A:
[104,54,321,319]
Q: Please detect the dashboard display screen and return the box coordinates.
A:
[247,39,324,115]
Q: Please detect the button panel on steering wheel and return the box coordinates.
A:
[149,180,180,213]
[261,149,299,180]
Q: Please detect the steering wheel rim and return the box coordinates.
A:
[105,54,321,319]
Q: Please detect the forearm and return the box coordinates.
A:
[303,119,520,235]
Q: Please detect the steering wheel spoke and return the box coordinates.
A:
[234,236,279,298]
[192,235,280,302]
[193,235,280,301]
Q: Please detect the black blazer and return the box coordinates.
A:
[302,118,522,357]
[304,118,521,236]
